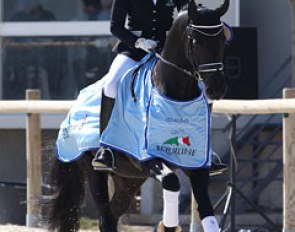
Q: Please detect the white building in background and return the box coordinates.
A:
[0,0,244,129]
[0,0,291,128]
[0,0,292,226]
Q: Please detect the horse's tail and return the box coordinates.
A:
[47,157,85,232]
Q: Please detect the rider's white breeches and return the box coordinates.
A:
[103,54,137,99]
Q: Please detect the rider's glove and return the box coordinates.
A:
[135,38,157,53]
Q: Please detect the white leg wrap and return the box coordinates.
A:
[163,189,180,228]
[201,216,219,232]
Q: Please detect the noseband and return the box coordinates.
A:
[187,22,224,77]
[155,22,225,81]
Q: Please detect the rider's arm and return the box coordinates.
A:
[110,0,139,49]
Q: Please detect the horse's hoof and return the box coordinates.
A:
[156,221,182,232]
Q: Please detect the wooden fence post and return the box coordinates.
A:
[283,88,295,232]
[26,89,42,227]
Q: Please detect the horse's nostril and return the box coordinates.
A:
[206,89,216,99]
[206,88,225,100]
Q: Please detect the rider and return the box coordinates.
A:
[92,0,227,173]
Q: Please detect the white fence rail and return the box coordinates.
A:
[0,88,295,230]
[1,98,295,114]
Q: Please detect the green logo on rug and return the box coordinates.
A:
[163,136,191,146]
[156,136,197,156]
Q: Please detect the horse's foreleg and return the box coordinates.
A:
[110,176,146,220]
[158,172,182,232]
[82,153,118,232]
[187,169,219,232]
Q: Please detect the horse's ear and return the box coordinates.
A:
[188,0,198,20]
[215,0,230,17]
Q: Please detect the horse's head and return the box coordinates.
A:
[185,0,230,100]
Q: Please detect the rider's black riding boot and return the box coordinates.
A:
[207,103,228,176]
[209,151,228,176]
[210,161,228,176]
[92,91,115,171]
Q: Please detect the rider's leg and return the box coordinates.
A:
[208,105,227,176]
[157,173,182,232]
[198,81,228,176]
[189,168,219,232]
[91,91,116,170]
[92,54,137,170]
[103,54,137,99]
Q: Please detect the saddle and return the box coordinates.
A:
[55,54,211,170]
[100,54,212,169]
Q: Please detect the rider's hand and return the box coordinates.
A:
[135,38,157,53]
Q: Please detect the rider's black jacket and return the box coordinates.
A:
[110,0,188,61]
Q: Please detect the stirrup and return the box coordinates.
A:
[92,147,116,172]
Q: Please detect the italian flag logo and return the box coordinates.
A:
[163,136,191,146]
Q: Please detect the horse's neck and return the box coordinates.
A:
[153,50,201,101]
[151,15,201,100]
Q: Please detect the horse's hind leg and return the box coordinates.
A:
[48,158,85,232]
[186,169,219,232]
[109,176,146,220]
[81,152,118,232]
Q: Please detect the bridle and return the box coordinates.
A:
[154,22,225,81]
[131,21,227,101]
[187,22,225,76]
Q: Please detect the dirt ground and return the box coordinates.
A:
[0,225,154,232]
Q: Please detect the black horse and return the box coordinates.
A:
[47,0,229,231]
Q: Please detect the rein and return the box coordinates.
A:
[153,22,225,81]
[130,23,225,101]
[154,51,224,81]
[154,52,202,81]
